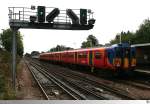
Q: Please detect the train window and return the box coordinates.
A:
[68,54,74,58]
[95,52,102,59]
[50,55,52,58]
[78,52,87,58]
[132,50,136,58]
[62,54,66,58]
[55,54,59,58]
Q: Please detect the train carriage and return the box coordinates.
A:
[39,43,136,76]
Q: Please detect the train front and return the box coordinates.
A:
[113,43,136,74]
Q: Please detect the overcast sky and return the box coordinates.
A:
[1,0,150,53]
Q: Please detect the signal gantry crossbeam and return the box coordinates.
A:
[8,6,95,30]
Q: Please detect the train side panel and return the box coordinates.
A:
[92,48,106,68]
[76,50,89,66]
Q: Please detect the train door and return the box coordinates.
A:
[75,52,77,64]
[107,49,114,65]
[130,47,136,68]
[124,48,130,68]
[89,51,93,66]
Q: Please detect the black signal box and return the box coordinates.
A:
[37,6,45,22]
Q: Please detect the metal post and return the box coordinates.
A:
[90,40,92,47]
[23,8,24,21]
[11,27,18,91]
[120,34,122,44]
[19,11,20,20]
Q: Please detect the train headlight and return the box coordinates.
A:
[115,58,121,67]
[131,59,136,67]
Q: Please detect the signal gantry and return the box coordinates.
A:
[8,6,95,30]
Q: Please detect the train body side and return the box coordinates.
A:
[39,43,136,74]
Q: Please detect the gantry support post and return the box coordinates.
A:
[11,27,19,91]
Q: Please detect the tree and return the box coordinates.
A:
[0,33,2,48]
[110,19,150,45]
[134,19,150,44]
[49,45,73,52]
[81,41,87,48]
[110,31,135,45]
[0,29,24,56]
[81,35,99,48]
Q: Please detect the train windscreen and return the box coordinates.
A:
[124,48,130,58]
[115,47,122,58]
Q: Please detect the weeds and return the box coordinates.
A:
[0,50,21,99]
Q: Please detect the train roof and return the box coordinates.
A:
[40,47,106,55]
[131,43,150,47]
[111,43,130,47]
[40,43,132,55]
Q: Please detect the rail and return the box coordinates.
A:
[25,58,87,100]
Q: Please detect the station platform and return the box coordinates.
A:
[134,69,150,74]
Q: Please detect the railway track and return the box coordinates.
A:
[30,59,137,99]
[39,59,150,90]
[50,70,136,100]
[29,60,107,100]
[24,59,89,100]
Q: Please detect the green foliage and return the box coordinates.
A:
[0,75,5,98]
[0,51,16,99]
[110,31,135,44]
[49,45,73,52]
[81,35,99,48]
[134,19,150,44]
[110,19,150,45]
[0,29,24,56]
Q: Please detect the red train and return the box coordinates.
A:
[39,43,136,75]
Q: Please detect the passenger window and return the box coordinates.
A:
[78,52,87,58]
[68,54,74,58]
[95,52,101,59]
[132,51,136,58]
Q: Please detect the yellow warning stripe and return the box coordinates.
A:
[124,58,129,69]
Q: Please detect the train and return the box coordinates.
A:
[39,43,136,76]
[31,51,40,59]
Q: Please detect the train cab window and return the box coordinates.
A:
[115,48,122,57]
[95,52,102,59]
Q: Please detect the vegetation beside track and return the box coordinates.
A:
[0,50,21,99]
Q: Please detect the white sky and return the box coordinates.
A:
[1,0,150,53]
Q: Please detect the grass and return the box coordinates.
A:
[0,50,21,99]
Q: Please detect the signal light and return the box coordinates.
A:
[66,9,79,24]
[37,6,45,22]
[80,9,87,25]
[46,8,60,23]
